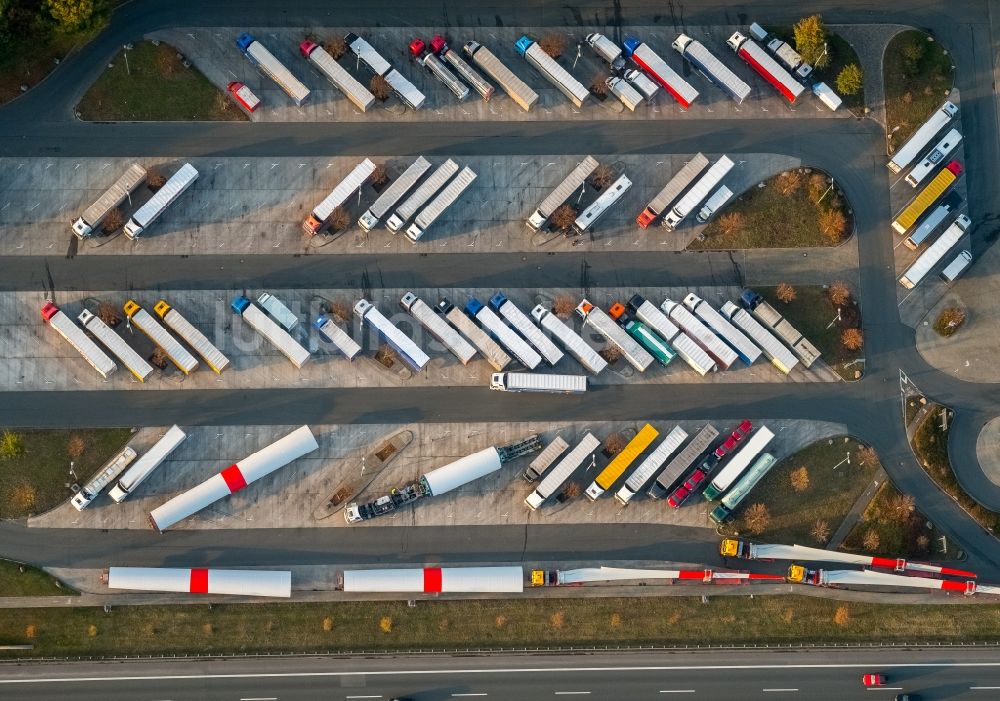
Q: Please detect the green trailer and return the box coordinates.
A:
[624,319,676,366]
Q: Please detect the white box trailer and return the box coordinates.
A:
[346,32,425,109]
[490,372,586,393]
[576,298,653,372]
[703,426,774,500]
[314,315,361,360]
[888,101,958,173]
[682,293,761,366]
[727,32,804,103]
[124,163,198,239]
[123,300,199,374]
[525,433,600,509]
[464,41,538,111]
[720,301,798,374]
[235,33,310,106]
[622,37,699,107]
[531,304,607,375]
[649,424,720,498]
[905,128,963,187]
[303,158,376,235]
[438,298,511,371]
[108,425,187,503]
[387,159,459,232]
[812,82,842,111]
[490,293,563,366]
[400,292,476,364]
[899,215,971,289]
[662,299,738,369]
[663,155,734,229]
[696,185,734,222]
[465,298,541,370]
[607,76,644,111]
[71,446,137,510]
[624,68,659,100]
[527,155,599,230]
[406,165,477,242]
[299,40,375,112]
[256,292,298,331]
[354,299,430,371]
[941,250,972,282]
[78,309,153,382]
[525,435,570,481]
[573,174,632,234]
[230,296,310,369]
[515,35,588,108]
[42,302,117,378]
[153,300,230,374]
[615,426,688,504]
[72,163,147,238]
[672,34,750,104]
[358,156,432,232]
[637,153,710,228]
[586,33,625,70]
[628,295,717,375]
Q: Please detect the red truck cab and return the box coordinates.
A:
[227,82,260,112]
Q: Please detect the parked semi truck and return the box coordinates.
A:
[42,302,117,379]
[649,424,720,498]
[576,299,653,372]
[124,300,199,374]
[585,33,625,71]
[464,41,538,111]
[899,214,972,289]
[409,38,469,100]
[358,156,432,232]
[524,436,570,481]
[615,426,688,504]
[386,159,459,232]
[663,155,734,230]
[662,298,738,369]
[109,425,187,503]
[624,69,659,100]
[354,299,429,371]
[628,295,717,376]
[888,101,958,174]
[153,300,230,374]
[726,32,804,103]
[314,315,361,360]
[891,161,962,235]
[78,309,153,381]
[256,292,298,332]
[608,304,676,366]
[683,293,761,366]
[406,165,477,242]
[606,77,644,111]
[490,293,563,366]
[811,82,842,111]
[72,163,147,238]
[71,446,137,510]
[490,372,587,393]
[515,35,588,108]
[429,35,495,100]
[531,304,607,374]
[905,128,962,187]
[438,297,511,371]
[230,296,310,369]
[235,33,310,106]
[227,81,261,112]
[123,163,198,240]
[702,426,774,500]
[303,158,376,235]
[466,297,541,369]
[585,424,659,500]
[941,249,973,283]
[525,433,601,510]
[672,34,751,104]
[573,174,632,234]
[696,185,734,222]
[527,155,599,230]
[709,452,777,523]
[622,37,699,108]
[299,40,375,112]
[720,301,799,375]
[738,290,820,368]
[401,292,476,364]
[905,191,962,249]
[637,153,710,228]
[346,32,425,109]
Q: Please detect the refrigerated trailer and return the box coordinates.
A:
[649,424,720,498]
[622,37,699,108]
[256,293,298,332]
[607,77,644,110]
[899,215,972,289]
[702,427,775,501]
[905,128,963,187]
[406,165,477,242]
[123,163,198,239]
[42,303,117,379]
[490,372,587,393]
[108,425,187,503]
[585,424,659,500]
[465,298,541,370]
[235,33,310,106]
[696,185,734,222]
[438,297,511,371]
[527,155,599,230]
[72,163,147,238]
[490,293,563,366]
[661,299,738,369]
[299,40,375,112]
[525,432,600,510]
[726,32,804,103]
[314,315,361,360]
[637,153,710,228]
[941,250,973,283]
[662,155,734,230]
[737,290,819,368]
[720,302,799,375]
[515,35,588,108]
[624,69,659,100]
[616,425,688,504]
[672,34,751,104]
[888,101,958,174]
[532,304,607,374]
[430,36,495,100]
[302,158,376,235]
[628,295,717,376]
[576,299,653,372]
[71,446,137,510]
[78,309,153,381]
[354,299,429,371]
[346,32,425,110]
[123,300,199,374]
[409,39,469,100]
[386,159,459,232]
[401,292,476,364]
[153,300,230,374]
[358,156,432,232]
[230,296,310,369]
[891,161,961,235]
[683,293,761,366]
[464,41,538,111]
[573,174,632,234]
[227,81,260,112]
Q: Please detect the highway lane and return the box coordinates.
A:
[2,649,1000,700]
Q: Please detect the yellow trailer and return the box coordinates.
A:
[584,424,659,500]
[891,160,961,234]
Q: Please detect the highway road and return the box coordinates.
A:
[1,0,1000,591]
[2,649,1000,700]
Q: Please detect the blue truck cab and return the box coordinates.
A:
[230,295,251,315]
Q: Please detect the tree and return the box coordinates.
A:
[776,283,797,304]
[589,74,608,97]
[322,617,334,632]
[147,169,167,191]
[604,432,627,456]
[743,503,771,535]
[916,534,931,552]
[857,445,879,468]
[67,435,85,459]
[841,328,864,350]
[371,164,389,188]
[552,296,575,318]
[776,171,802,196]
[863,529,880,551]
[549,610,565,629]
[560,482,581,500]
[539,34,567,59]
[98,301,120,327]
[589,164,615,191]
[379,616,393,633]
[790,466,810,492]
[901,38,926,75]
[808,173,828,200]
[936,307,967,336]
[151,347,168,369]
[324,36,348,60]
[0,430,25,460]
[792,15,830,68]
[12,482,37,511]
[889,492,916,519]
[828,280,851,305]
[102,208,125,234]
[836,64,864,96]
[833,606,850,626]
[549,204,577,232]
[819,209,847,243]
[328,206,350,233]
[369,74,392,101]
[810,519,831,544]
[599,345,622,364]
[716,212,746,237]
[47,0,95,30]
[330,300,351,323]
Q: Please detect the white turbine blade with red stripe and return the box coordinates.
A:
[149,425,318,531]
[342,567,523,593]
[820,568,975,593]
[107,567,291,597]
[746,542,975,578]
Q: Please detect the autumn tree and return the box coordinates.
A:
[0,431,25,460]
[863,529,880,551]
[552,296,575,318]
[47,0,95,29]
[589,74,608,97]
[916,534,931,552]
[810,519,831,544]
[561,482,582,500]
[369,75,392,101]
[743,503,771,535]
[371,164,389,188]
[808,173,828,200]
[151,347,168,369]
[776,171,802,196]
[936,307,967,335]
[549,610,565,629]
[599,345,622,364]
[836,64,864,95]
[12,482,37,511]
[793,15,830,68]
[828,280,851,305]
[379,616,393,633]
[328,206,350,233]
[901,37,926,75]
[67,435,85,459]
[889,492,916,519]
[330,300,351,323]
[841,328,864,350]
[147,169,166,191]
[549,204,577,232]
[324,36,348,60]
[716,212,746,238]
[604,432,627,456]
[776,283,797,304]
[857,445,879,468]
[819,208,847,243]
[539,34,567,59]
[589,164,615,190]
[790,466,810,492]
[102,208,125,234]
[833,606,850,626]
[97,301,120,327]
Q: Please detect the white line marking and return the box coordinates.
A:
[659,691,695,694]
[971,687,1000,690]
[346,696,383,699]
[241,698,277,700]
[452,695,488,697]
[867,688,902,691]
[554,694,590,696]
[764,690,798,693]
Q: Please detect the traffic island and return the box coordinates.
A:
[883,30,955,153]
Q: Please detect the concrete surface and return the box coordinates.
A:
[976,417,1000,488]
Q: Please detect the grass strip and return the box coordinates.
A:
[0,560,75,597]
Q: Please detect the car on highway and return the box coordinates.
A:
[714,435,739,458]
[733,419,752,440]
[863,673,887,686]
[667,467,708,507]
[895,695,919,701]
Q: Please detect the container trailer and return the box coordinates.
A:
[616,425,688,504]
[302,158,376,235]
[235,33,310,106]
[438,297,511,371]
[490,293,563,366]
[637,153,710,228]
[108,425,187,503]
[527,155,599,230]
[299,40,375,111]
[672,34,751,104]
[585,424,659,500]
[357,156,432,232]
[354,299,430,371]
[490,372,586,393]
[71,163,147,238]
[622,37,699,108]
[77,309,152,381]
[525,432,600,510]
[515,35,588,108]
[406,165,477,242]
[123,299,199,374]
[153,300,230,374]
[465,298,541,370]
[401,292,476,364]
[531,304,607,374]
[314,315,361,360]
[463,41,539,111]
[386,159,459,232]
[230,296,310,369]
